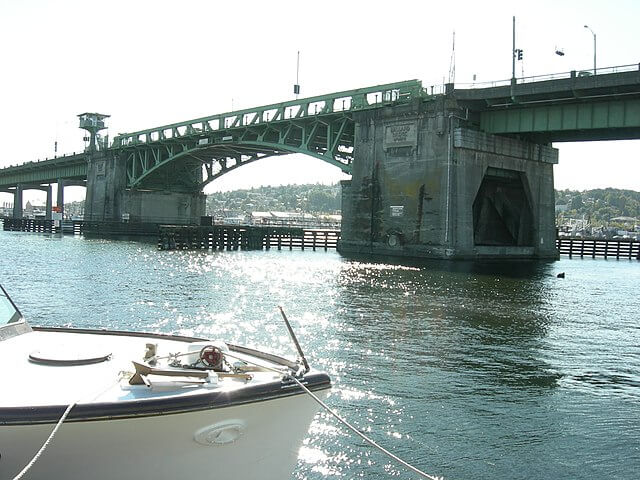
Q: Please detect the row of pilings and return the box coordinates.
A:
[3,217,639,259]
[1,217,59,233]
[556,237,640,260]
[158,225,340,251]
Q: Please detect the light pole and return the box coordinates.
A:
[584,25,596,75]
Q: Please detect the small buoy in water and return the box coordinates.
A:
[557,272,565,278]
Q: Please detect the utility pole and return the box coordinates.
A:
[293,51,301,99]
[584,25,597,75]
[512,16,516,81]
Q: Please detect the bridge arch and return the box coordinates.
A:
[115,79,424,192]
[126,133,353,192]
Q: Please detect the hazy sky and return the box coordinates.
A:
[1,0,638,204]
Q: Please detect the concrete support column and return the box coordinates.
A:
[45,185,53,220]
[57,178,65,219]
[13,185,23,219]
[85,151,205,224]
[340,102,559,261]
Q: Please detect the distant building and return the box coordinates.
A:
[0,200,13,217]
[249,211,340,228]
[23,201,47,219]
[610,216,638,223]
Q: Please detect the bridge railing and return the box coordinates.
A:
[112,80,425,148]
[452,63,640,89]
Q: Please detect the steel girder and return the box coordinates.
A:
[0,154,87,189]
[480,97,640,141]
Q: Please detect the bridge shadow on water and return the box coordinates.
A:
[335,253,564,393]
[341,252,558,279]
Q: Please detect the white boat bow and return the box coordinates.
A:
[0,286,330,480]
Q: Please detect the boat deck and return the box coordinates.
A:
[0,329,291,411]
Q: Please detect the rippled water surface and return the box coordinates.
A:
[2,231,639,480]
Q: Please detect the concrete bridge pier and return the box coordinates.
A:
[44,184,52,220]
[339,102,559,260]
[57,179,65,219]
[449,128,558,259]
[12,185,23,218]
[84,151,205,224]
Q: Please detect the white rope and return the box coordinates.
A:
[224,350,443,480]
[287,375,443,480]
[11,371,126,480]
[11,402,76,480]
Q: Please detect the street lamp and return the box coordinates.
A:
[584,25,596,75]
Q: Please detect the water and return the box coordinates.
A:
[1,230,639,480]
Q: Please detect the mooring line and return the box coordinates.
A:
[11,402,76,480]
[226,346,443,480]
[287,374,443,480]
[11,372,126,480]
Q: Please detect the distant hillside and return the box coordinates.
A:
[206,184,341,216]
[555,188,640,226]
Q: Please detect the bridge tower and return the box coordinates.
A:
[81,111,205,225]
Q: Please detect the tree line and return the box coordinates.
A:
[556,188,640,226]
[206,183,341,215]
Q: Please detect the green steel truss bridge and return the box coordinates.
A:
[0,80,424,192]
[1,65,640,193]
[110,80,423,192]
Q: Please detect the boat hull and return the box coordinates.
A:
[1,389,328,480]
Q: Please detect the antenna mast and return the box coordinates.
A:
[512,16,516,80]
[448,31,456,84]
